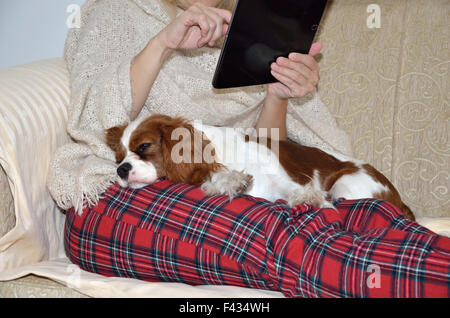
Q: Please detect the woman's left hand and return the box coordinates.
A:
[267,42,323,100]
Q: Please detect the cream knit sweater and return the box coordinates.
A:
[47,0,353,214]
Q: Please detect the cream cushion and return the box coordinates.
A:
[0,59,69,270]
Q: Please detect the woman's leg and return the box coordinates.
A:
[337,199,435,235]
[65,180,450,297]
[64,179,274,289]
[266,199,450,297]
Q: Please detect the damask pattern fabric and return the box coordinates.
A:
[316,0,449,217]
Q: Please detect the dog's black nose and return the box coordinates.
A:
[117,163,132,179]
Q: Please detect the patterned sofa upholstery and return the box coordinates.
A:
[0,0,448,297]
[318,0,448,217]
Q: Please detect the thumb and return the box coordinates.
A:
[309,42,323,57]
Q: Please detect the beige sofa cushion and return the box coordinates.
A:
[317,0,449,217]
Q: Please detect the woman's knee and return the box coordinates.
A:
[335,198,405,234]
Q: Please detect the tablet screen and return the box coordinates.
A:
[213,0,328,89]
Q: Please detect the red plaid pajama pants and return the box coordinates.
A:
[64,179,450,297]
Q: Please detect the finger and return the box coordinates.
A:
[203,18,217,46]
[222,23,229,34]
[295,63,319,86]
[271,62,308,87]
[195,3,232,24]
[210,7,233,24]
[191,4,230,46]
[196,14,216,47]
[287,53,320,75]
[308,42,323,57]
[204,8,225,45]
[195,12,210,38]
[275,57,319,85]
[271,70,314,98]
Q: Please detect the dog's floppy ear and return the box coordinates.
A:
[158,117,222,185]
[158,117,194,181]
[105,123,127,163]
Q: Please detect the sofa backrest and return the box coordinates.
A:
[316,0,449,217]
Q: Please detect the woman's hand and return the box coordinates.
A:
[156,3,232,50]
[267,42,323,100]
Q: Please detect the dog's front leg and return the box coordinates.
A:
[201,169,254,199]
[272,176,333,209]
[287,183,334,209]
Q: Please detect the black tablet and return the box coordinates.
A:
[212,0,328,89]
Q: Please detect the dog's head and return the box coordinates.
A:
[105,114,221,188]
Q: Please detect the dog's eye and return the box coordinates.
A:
[137,143,152,154]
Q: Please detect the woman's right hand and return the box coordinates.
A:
[156,3,232,50]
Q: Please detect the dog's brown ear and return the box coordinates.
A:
[105,124,127,163]
[158,119,222,185]
[159,118,193,182]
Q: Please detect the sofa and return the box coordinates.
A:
[0,0,448,297]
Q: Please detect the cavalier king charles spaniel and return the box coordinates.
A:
[105,114,415,220]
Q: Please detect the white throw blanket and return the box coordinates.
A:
[46,0,354,215]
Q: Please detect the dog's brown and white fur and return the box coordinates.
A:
[106,114,415,220]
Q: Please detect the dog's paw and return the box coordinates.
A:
[201,169,253,199]
[288,183,333,209]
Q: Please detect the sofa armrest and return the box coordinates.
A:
[0,58,71,269]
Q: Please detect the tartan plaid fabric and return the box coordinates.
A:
[64,179,450,297]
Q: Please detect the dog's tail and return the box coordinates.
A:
[400,202,415,221]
